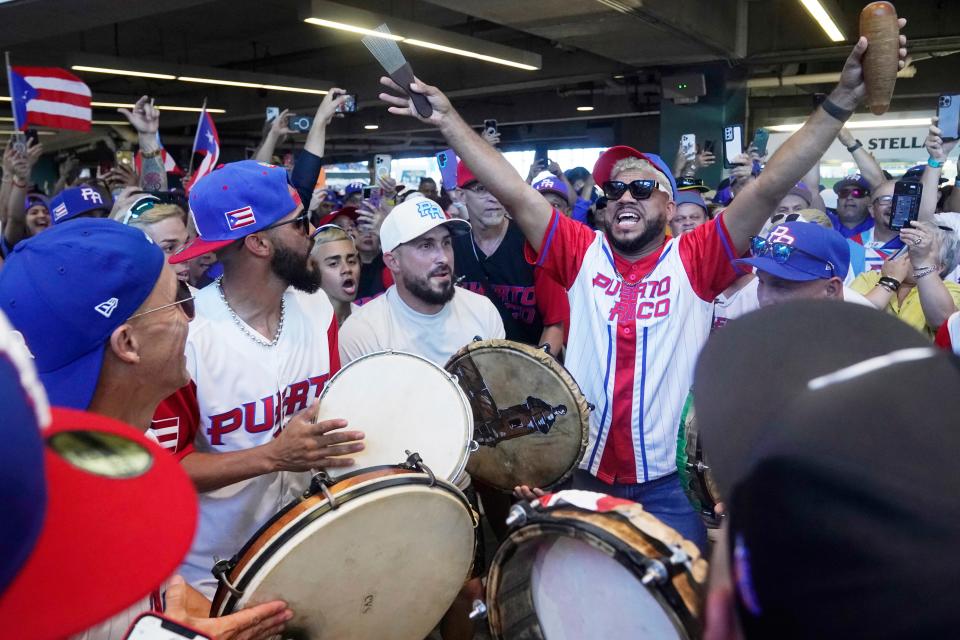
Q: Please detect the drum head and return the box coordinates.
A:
[222,476,475,640]
[317,351,473,482]
[676,393,722,526]
[445,340,589,491]
[531,536,685,639]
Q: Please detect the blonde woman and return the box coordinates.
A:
[115,202,192,284]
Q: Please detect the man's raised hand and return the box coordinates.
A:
[379,76,452,127]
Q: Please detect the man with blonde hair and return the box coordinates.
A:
[312,224,361,326]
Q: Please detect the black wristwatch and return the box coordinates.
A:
[878,276,901,292]
[846,140,863,153]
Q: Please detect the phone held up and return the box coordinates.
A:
[336,93,358,115]
[751,128,769,158]
[483,119,498,137]
[723,125,744,169]
[680,133,696,160]
[123,613,210,640]
[937,94,960,142]
[888,181,922,231]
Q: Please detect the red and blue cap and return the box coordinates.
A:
[592,146,678,199]
[49,185,111,224]
[170,160,300,264]
[0,219,165,409]
[0,310,198,638]
[735,221,850,282]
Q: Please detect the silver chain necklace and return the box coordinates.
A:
[216,276,286,347]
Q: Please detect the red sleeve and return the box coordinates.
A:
[935,321,951,350]
[150,382,199,460]
[534,267,570,327]
[382,266,394,288]
[327,312,341,377]
[677,211,749,301]
[524,209,596,289]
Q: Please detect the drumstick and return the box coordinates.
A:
[860,1,900,115]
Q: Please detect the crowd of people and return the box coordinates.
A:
[1,15,959,640]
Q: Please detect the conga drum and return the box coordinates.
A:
[676,392,723,527]
[210,465,477,639]
[445,339,590,491]
[316,350,475,483]
[482,490,708,639]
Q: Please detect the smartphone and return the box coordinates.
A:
[752,128,770,157]
[723,125,744,168]
[703,139,715,154]
[373,154,392,180]
[680,133,696,160]
[265,106,279,122]
[937,94,960,142]
[436,148,458,189]
[123,613,210,640]
[116,150,135,168]
[484,119,498,137]
[889,181,922,231]
[288,114,314,132]
[78,167,92,179]
[335,94,357,114]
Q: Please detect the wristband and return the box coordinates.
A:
[878,276,901,292]
[928,158,944,169]
[846,140,863,153]
[913,266,937,279]
[821,98,853,123]
[140,148,161,159]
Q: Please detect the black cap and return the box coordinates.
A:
[694,301,960,638]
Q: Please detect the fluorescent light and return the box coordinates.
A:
[767,117,930,133]
[304,17,404,40]
[576,106,595,112]
[304,18,538,71]
[72,65,177,80]
[402,39,538,71]
[799,0,846,42]
[88,101,226,113]
[92,120,131,125]
[364,124,379,130]
[177,76,327,95]
[260,84,327,95]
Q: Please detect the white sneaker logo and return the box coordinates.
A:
[95,298,119,318]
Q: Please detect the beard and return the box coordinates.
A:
[604,212,666,255]
[271,242,322,293]
[402,267,455,306]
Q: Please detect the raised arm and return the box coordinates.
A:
[119,95,167,192]
[724,30,907,252]
[920,117,957,222]
[838,127,885,190]
[379,77,552,250]
[289,89,348,209]
[3,140,43,248]
[254,109,293,163]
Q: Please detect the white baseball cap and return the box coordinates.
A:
[380,195,471,253]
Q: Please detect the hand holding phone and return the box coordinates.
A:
[888,181,922,231]
[680,134,696,160]
[335,94,358,115]
[723,125,744,169]
[937,94,960,142]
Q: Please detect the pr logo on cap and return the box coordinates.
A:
[416,200,445,221]
[768,226,796,245]
[80,188,103,205]
[94,298,119,318]
[225,206,256,231]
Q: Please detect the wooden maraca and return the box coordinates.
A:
[860,1,900,115]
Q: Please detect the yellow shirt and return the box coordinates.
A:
[850,271,960,339]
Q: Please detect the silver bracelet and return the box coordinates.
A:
[913,266,937,279]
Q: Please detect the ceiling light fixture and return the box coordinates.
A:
[767,117,930,133]
[71,65,177,80]
[576,106,595,112]
[178,76,327,95]
[87,100,226,113]
[364,124,380,130]
[799,0,846,42]
[304,18,538,71]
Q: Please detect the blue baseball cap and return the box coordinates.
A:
[171,160,300,264]
[675,190,708,214]
[344,181,365,197]
[0,310,198,638]
[832,175,871,195]
[49,185,111,224]
[0,219,165,409]
[532,175,571,201]
[592,146,679,199]
[736,221,849,282]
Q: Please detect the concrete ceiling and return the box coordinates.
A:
[2,0,959,164]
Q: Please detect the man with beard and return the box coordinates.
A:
[378,28,908,550]
[155,160,365,596]
[339,195,504,364]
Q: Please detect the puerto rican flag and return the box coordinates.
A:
[225,206,256,231]
[9,66,91,132]
[189,108,220,189]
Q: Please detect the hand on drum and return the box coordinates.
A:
[513,485,546,501]
[269,402,365,472]
[164,574,293,640]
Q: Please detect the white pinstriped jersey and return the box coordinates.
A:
[528,211,742,484]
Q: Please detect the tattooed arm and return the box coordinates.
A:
[119,95,167,192]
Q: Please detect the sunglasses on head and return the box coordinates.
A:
[602,179,660,201]
[129,280,195,321]
[750,236,835,274]
[838,187,867,199]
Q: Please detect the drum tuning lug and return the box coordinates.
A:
[506,504,528,528]
[212,558,244,598]
[666,544,694,571]
[640,560,669,586]
[472,336,483,342]
[539,342,551,354]
[469,440,480,453]
[587,403,596,412]
[468,600,488,621]
[403,450,437,486]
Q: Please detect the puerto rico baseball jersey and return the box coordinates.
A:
[526,210,742,484]
[150,283,339,595]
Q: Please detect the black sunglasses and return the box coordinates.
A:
[261,211,311,235]
[603,179,659,201]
